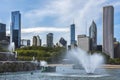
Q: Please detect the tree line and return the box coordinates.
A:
[16,46,66,63]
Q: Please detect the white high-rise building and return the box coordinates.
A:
[78,35,90,52]
[103,6,114,58]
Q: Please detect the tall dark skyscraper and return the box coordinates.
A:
[11,11,21,48]
[103,6,114,58]
[70,23,75,45]
[89,21,97,50]
[47,33,53,47]
[0,23,6,41]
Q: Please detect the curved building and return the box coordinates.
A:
[36,35,41,46]
[33,36,37,46]
[32,35,41,46]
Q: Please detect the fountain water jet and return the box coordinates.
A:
[68,48,104,74]
[40,61,48,67]
[8,42,15,53]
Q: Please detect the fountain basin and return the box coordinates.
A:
[41,72,109,78]
[0,61,39,73]
[0,68,119,80]
[0,52,15,61]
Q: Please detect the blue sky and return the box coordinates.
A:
[0,0,120,45]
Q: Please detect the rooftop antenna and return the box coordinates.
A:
[73,18,75,24]
[85,20,87,36]
[10,22,12,44]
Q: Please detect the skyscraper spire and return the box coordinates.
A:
[85,20,87,35]
[89,20,97,51]
[73,19,75,24]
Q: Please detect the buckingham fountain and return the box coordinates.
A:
[69,48,104,74]
[40,48,107,76]
[0,42,119,80]
[0,40,15,61]
[0,47,119,80]
[0,41,39,73]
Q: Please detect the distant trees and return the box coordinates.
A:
[108,58,120,64]
[89,50,120,64]
[16,46,66,63]
[89,50,110,63]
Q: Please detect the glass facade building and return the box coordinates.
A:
[59,37,67,47]
[89,21,97,50]
[47,33,53,47]
[70,24,75,45]
[0,23,6,41]
[11,11,21,48]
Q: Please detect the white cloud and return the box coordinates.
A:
[7,27,69,34]
[22,27,69,33]
[6,26,70,44]
[1,0,120,45]
[23,0,107,33]
[17,0,120,44]
[113,1,120,7]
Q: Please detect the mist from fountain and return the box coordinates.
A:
[8,42,15,53]
[68,48,104,74]
[40,61,48,67]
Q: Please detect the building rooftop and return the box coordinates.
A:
[77,35,87,38]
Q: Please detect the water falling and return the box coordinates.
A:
[32,56,35,61]
[68,48,104,74]
[8,42,15,53]
[40,61,48,67]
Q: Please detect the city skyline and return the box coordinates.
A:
[0,0,120,45]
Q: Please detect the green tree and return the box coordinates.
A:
[16,46,66,63]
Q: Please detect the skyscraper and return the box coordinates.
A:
[33,36,37,46]
[103,6,114,58]
[0,23,6,41]
[89,21,97,51]
[36,35,41,46]
[59,37,67,47]
[32,35,41,46]
[47,33,53,47]
[11,11,21,48]
[78,35,90,52]
[70,23,75,45]
[21,39,30,47]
